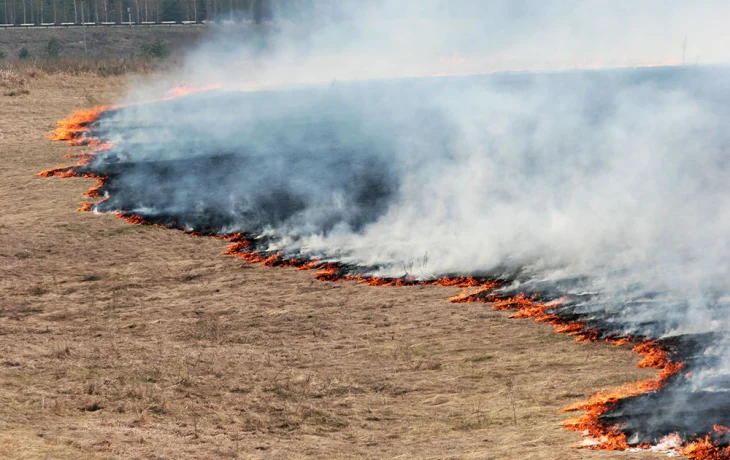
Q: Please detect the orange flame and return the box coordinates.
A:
[221,241,501,290]
[48,105,111,143]
[165,83,223,99]
[559,340,684,449]
[48,82,219,146]
[682,436,730,459]
[446,285,691,451]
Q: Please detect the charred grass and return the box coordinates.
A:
[0,75,666,459]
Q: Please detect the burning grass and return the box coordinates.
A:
[38,100,730,459]
[5,88,646,457]
[447,288,689,453]
[47,105,113,143]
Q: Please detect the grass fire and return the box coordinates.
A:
[7,1,730,458]
[38,63,730,458]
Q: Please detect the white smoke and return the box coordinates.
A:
[105,0,730,331]
[162,0,730,87]
[88,0,730,442]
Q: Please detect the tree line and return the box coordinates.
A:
[0,0,310,25]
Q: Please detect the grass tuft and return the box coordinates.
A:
[1,58,163,80]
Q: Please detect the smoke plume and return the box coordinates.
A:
[61,0,730,452]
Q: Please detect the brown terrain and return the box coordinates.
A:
[0,71,664,458]
[1,26,206,60]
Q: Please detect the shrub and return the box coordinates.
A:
[18,47,30,60]
[46,38,63,59]
[0,50,6,59]
[140,39,169,59]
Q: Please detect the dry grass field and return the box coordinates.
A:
[1,26,206,61]
[0,72,664,459]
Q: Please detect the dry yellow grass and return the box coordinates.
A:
[0,74,664,459]
[1,26,205,61]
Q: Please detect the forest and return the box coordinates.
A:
[0,0,311,25]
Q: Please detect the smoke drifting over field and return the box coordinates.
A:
[164,0,730,88]
[46,0,730,455]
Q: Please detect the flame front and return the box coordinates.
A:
[48,105,111,143]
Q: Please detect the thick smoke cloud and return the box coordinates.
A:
[90,0,730,446]
[151,0,730,90]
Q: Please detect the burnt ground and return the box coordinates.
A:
[0,73,664,458]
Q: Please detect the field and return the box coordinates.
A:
[0,72,663,458]
[0,26,206,60]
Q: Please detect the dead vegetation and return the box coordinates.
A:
[0,26,199,83]
[4,58,162,77]
[0,75,665,459]
[0,68,30,88]
[0,26,205,61]
[0,58,165,87]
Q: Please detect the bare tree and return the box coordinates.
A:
[80,0,87,52]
